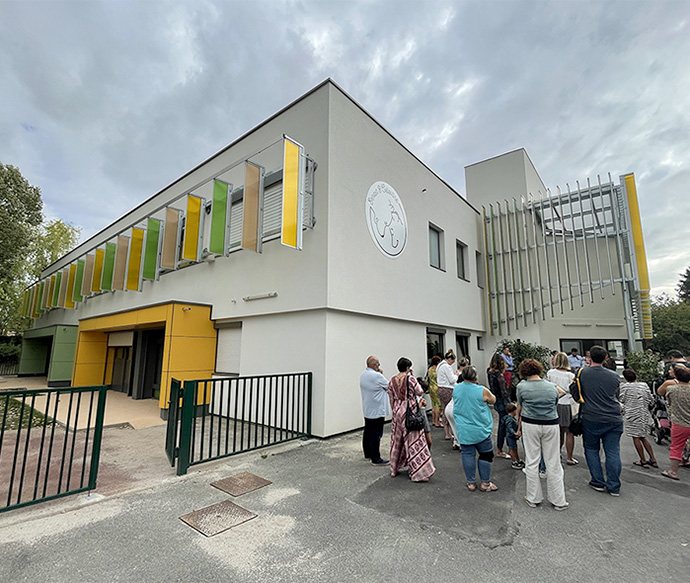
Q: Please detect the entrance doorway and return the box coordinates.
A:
[133,329,165,400]
[111,347,133,394]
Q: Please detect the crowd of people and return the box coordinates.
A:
[359,346,690,509]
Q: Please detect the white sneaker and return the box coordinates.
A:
[539,470,547,479]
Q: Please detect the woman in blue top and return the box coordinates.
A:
[453,365,498,492]
[516,359,568,510]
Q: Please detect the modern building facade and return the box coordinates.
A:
[19,79,651,437]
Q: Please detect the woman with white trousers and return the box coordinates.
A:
[516,358,569,511]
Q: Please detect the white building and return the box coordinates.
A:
[20,79,651,437]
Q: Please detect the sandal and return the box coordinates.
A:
[467,482,477,492]
[496,452,511,459]
[566,458,579,466]
[648,460,659,468]
[633,460,649,468]
[661,470,679,481]
[479,482,499,492]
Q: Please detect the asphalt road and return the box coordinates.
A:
[1,423,688,583]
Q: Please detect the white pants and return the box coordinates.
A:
[444,401,459,447]
[522,422,567,506]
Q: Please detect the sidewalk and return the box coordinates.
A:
[1,422,688,582]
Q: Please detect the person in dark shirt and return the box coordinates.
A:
[571,345,623,496]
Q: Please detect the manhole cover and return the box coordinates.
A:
[179,500,257,537]
[211,472,272,496]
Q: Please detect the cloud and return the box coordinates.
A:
[0,0,688,297]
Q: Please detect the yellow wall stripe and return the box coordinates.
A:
[126,228,145,291]
[182,196,202,262]
[93,248,105,293]
[281,137,304,250]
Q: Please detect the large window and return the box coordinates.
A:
[456,240,468,280]
[426,329,445,365]
[429,224,444,270]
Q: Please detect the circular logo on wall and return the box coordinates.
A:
[365,182,408,258]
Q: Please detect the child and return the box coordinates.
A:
[503,403,524,469]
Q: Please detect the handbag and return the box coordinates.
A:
[569,406,583,436]
[404,375,426,431]
[569,368,584,436]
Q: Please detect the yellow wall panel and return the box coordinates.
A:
[73,302,214,410]
[167,337,217,373]
[72,330,108,386]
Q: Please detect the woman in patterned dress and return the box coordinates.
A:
[388,357,436,482]
[619,369,657,468]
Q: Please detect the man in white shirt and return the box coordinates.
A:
[360,356,391,466]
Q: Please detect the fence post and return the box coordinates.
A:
[306,372,312,437]
[87,386,108,490]
[177,380,196,476]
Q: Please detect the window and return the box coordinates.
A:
[476,251,485,288]
[456,333,470,362]
[456,240,468,280]
[426,329,445,365]
[429,224,444,270]
[476,335,484,351]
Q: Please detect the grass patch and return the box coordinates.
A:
[0,395,51,430]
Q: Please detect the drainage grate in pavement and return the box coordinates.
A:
[179,500,257,537]
[211,472,272,496]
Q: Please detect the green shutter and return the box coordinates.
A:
[142,219,161,280]
[209,180,229,255]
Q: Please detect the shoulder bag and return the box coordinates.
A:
[404,375,426,432]
[569,368,584,436]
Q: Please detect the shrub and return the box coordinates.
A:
[624,350,663,383]
[494,339,552,378]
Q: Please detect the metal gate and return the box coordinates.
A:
[166,373,312,475]
[0,385,107,513]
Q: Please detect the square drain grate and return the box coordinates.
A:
[180,500,257,537]
[211,472,272,497]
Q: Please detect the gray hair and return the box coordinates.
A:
[461,365,478,383]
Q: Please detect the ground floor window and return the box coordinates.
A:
[559,339,628,360]
[426,329,445,365]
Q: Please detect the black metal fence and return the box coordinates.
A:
[0,386,107,513]
[0,362,19,376]
[167,373,312,475]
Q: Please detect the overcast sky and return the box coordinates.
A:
[1,0,687,296]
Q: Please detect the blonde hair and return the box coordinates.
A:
[444,349,456,361]
[553,352,570,370]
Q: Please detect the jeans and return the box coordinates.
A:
[582,419,624,493]
[460,436,493,484]
[522,422,566,506]
[363,417,385,462]
[496,409,507,451]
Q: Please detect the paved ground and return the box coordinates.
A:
[0,422,688,583]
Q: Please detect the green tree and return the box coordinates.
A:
[644,294,690,356]
[677,267,690,303]
[28,219,81,280]
[0,163,80,334]
[0,163,43,334]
